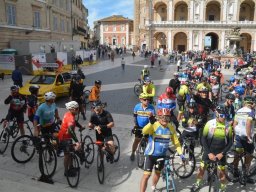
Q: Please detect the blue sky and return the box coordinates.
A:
[83,0,134,28]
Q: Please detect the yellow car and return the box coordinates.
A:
[19,71,72,103]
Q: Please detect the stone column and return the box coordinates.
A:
[168,0,173,21]
[168,31,172,52]
[223,0,227,22]
[221,31,225,50]
[200,0,205,21]
[233,0,238,21]
[189,30,193,50]
[199,31,203,50]
[189,0,194,21]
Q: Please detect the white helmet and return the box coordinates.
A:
[217,68,221,72]
[65,101,79,110]
[44,92,56,101]
[144,65,148,69]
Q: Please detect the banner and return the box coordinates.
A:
[32,53,46,70]
[0,54,15,70]
[205,36,212,47]
[57,52,67,65]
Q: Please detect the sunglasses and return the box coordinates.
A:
[158,116,171,122]
[142,98,150,101]
[218,114,226,118]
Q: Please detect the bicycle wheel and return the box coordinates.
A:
[10,121,19,139]
[248,156,256,180]
[83,135,94,165]
[66,153,80,188]
[11,135,35,163]
[112,134,120,162]
[97,149,104,184]
[134,84,142,97]
[137,137,147,168]
[221,84,229,93]
[172,150,196,179]
[166,166,177,192]
[0,128,10,154]
[225,163,239,183]
[83,90,91,104]
[39,145,57,178]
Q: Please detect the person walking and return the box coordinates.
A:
[121,57,125,70]
[176,58,181,72]
[12,66,23,87]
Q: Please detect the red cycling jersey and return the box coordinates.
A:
[58,111,76,141]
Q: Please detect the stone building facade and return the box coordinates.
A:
[0,0,89,51]
[94,15,134,48]
[134,0,256,52]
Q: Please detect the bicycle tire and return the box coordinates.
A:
[83,135,95,165]
[137,137,147,168]
[221,84,229,93]
[66,153,80,188]
[11,135,36,163]
[39,145,57,178]
[166,166,177,192]
[225,163,239,183]
[113,134,120,162]
[97,150,104,184]
[0,128,10,154]
[10,121,19,139]
[134,84,142,97]
[83,90,91,105]
[172,151,196,179]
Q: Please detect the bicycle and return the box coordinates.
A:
[206,161,221,192]
[225,149,256,185]
[95,134,120,184]
[136,135,148,169]
[134,79,143,97]
[66,127,94,188]
[173,136,196,179]
[158,155,177,192]
[0,118,33,154]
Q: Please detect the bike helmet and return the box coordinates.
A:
[188,102,197,108]
[199,86,208,92]
[139,92,149,99]
[201,77,208,82]
[65,101,79,110]
[173,72,179,77]
[166,87,173,94]
[10,85,19,91]
[75,75,81,81]
[29,85,40,94]
[229,76,235,83]
[95,80,102,85]
[157,108,171,116]
[144,76,151,83]
[92,100,103,108]
[44,92,56,101]
[216,105,226,114]
[144,65,148,69]
[192,65,197,70]
[244,96,254,104]
[217,68,221,72]
[225,93,235,101]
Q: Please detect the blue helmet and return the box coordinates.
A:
[229,76,235,83]
[234,86,245,96]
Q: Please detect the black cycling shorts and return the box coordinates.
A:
[134,129,143,139]
[41,123,59,135]
[96,128,113,142]
[144,155,165,174]
[6,111,24,124]
[59,139,72,153]
[235,135,255,154]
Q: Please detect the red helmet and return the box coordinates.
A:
[166,87,173,94]
[157,108,171,116]
[192,65,197,70]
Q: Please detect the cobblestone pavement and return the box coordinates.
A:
[0,55,255,192]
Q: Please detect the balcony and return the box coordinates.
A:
[147,20,256,28]
[73,27,87,36]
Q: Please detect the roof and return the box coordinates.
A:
[98,15,133,22]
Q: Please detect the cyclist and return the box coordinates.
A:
[180,101,200,154]
[214,68,224,85]
[69,75,86,120]
[140,108,183,192]
[191,106,233,192]
[88,100,115,163]
[196,77,212,99]
[141,65,150,81]
[177,81,190,122]
[58,101,81,177]
[223,93,235,125]
[157,87,180,135]
[27,85,40,122]
[233,86,244,112]
[142,76,156,105]
[168,72,180,94]
[209,76,220,104]
[89,80,101,105]
[33,92,61,137]
[130,93,155,161]
[4,85,27,136]
[232,96,255,183]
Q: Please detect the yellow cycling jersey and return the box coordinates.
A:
[178,84,189,98]
[196,82,212,91]
[142,121,182,156]
[142,83,155,97]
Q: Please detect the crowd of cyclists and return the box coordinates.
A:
[1,52,256,191]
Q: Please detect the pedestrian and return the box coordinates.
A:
[121,57,125,70]
[132,51,135,61]
[176,58,181,72]
[71,55,77,70]
[150,54,155,68]
[158,55,161,67]
[12,66,23,87]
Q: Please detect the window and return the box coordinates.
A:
[113,25,116,31]
[209,15,214,21]
[60,19,65,32]
[33,11,41,28]
[6,3,16,25]
[53,16,58,31]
